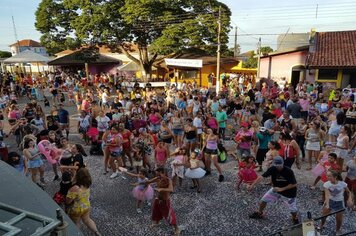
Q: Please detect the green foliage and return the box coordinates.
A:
[35,0,232,77]
[222,46,240,57]
[0,51,12,58]
[259,46,273,56]
[242,51,257,68]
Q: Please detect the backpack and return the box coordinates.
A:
[218,150,227,163]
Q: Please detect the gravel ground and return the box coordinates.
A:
[5,98,356,236]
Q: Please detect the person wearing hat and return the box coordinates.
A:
[248,156,299,224]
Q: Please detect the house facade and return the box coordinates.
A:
[307,30,356,88]
[259,30,356,89]
[9,39,48,57]
[259,46,313,88]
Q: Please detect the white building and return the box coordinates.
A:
[9,39,48,56]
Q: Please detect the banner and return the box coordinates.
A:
[165,58,203,68]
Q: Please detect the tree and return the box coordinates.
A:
[259,46,273,56]
[222,46,240,57]
[35,0,81,55]
[0,51,12,58]
[242,51,257,68]
[35,0,231,80]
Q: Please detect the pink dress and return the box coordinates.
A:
[155,148,167,167]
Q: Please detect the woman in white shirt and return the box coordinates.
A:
[101,89,110,109]
[96,111,110,139]
[319,170,352,234]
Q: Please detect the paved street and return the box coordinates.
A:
[5,97,356,236]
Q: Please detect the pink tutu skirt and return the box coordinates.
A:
[132,185,154,201]
[312,164,325,177]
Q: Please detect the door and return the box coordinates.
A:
[291,70,300,89]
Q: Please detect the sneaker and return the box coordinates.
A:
[136,208,142,213]
[110,172,118,179]
[218,175,224,182]
[249,212,264,219]
[147,201,151,207]
[205,170,211,176]
[53,175,59,181]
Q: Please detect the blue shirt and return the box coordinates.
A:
[58,109,69,123]
[256,132,272,149]
[264,119,275,130]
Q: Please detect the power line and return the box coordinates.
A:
[233,1,356,12]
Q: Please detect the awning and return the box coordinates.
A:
[118,61,141,71]
[3,50,50,63]
[48,50,122,66]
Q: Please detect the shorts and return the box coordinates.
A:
[110,150,122,158]
[150,124,161,132]
[133,159,143,167]
[172,129,183,136]
[204,148,218,155]
[59,123,69,128]
[328,200,344,212]
[68,208,90,220]
[237,148,251,159]
[261,188,298,213]
[162,138,172,144]
[305,141,320,151]
[345,177,356,191]
[186,138,196,143]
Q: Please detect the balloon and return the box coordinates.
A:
[38,140,60,164]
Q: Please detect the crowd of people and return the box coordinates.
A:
[0,70,356,235]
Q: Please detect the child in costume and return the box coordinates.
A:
[185,152,205,193]
[237,155,258,190]
[123,168,154,213]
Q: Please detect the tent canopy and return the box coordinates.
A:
[118,61,141,71]
[3,50,50,63]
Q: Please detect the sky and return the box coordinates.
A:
[0,0,356,53]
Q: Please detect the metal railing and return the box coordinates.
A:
[0,202,62,236]
[264,209,350,236]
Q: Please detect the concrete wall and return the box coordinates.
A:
[259,50,315,83]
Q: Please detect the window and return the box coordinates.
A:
[318,69,338,80]
[180,70,198,80]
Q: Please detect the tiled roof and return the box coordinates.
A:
[9,39,42,47]
[308,30,356,68]
[48,49,122,65]
[55,44,139,57]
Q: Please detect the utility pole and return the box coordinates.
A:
[215,5,221,94]
[256,37,261,78]
[11,15,20,55]
[234,26,238,58]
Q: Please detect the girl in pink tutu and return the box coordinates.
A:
[123,169,154,213]
[237,155,259,190]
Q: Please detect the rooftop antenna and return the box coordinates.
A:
[11,15,20,55]
[277,27,290,51]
